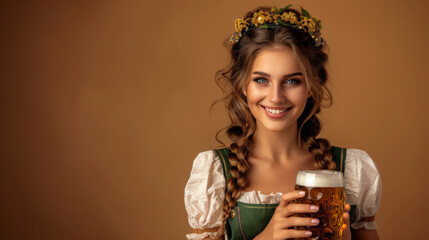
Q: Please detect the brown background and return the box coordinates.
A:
[1,0,428,239]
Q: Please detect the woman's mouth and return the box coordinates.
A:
[261,105,292,118]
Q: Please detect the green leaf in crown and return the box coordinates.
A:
[300,7,311,18]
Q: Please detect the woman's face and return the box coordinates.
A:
[244,46,310,133]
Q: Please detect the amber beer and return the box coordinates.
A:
[293,170,345,240]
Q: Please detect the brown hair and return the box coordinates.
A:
[214,7,335,237]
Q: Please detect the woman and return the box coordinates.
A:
[185,5,381,240]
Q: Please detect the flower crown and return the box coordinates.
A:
[230,5,324,47]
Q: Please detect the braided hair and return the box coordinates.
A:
[214,7,335,238]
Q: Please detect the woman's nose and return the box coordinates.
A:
[269,85,286,103]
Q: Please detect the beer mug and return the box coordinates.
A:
[293,170,345,240]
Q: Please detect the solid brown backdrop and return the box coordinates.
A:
[1,0,428,239]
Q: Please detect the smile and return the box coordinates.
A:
[261,105,293,116]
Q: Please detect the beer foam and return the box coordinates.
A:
[296,170,344,188]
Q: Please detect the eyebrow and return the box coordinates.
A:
[252,71,303,78]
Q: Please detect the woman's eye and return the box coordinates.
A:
[285,78,301,85]
[253,78,268,84]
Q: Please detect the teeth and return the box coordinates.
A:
[264,107,287,114]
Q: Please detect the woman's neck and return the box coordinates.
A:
[252,123,306,164]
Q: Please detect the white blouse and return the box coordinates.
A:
[184,149,382,240]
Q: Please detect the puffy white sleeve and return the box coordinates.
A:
[344,149,382,230]
[184,150,226,240]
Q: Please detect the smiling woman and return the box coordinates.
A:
[184,5,381,240]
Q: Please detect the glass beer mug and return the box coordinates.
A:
[293,170,345,240]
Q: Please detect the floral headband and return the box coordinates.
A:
[230,5,324,47]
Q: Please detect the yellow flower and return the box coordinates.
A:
[251,10,272,27]
[272,13,280,22]
[281,11,298,25]
[299,17,316,33]
[234,18,250,33]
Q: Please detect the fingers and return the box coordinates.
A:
[274,216,320,229]
[342,204,351,231]
[343,204,351,222]
[342,213,350,224]
[273,229,313,239]
[276,191,319,220]
[278,203,319,218]
[281,190,306,202]
[278,190,306,209]
[344,203,351,213]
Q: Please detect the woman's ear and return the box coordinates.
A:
[307,89,312,98]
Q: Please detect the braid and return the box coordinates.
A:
[301,115,336,170]
[299,96,335,170]
[217,125,254,238]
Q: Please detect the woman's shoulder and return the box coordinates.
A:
[185,149,225,194]
[343,148,381,183]
[344,148,380,175]
[189,150,222,170]
[345,148,373,161]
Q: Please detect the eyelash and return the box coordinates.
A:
[285,78,301,85]
[253,78,268,84]
[252,78,301,85]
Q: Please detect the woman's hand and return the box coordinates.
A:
[341,204,351,240]
[254,191,320,240]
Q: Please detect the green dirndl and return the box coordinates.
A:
[214,146,356,240]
